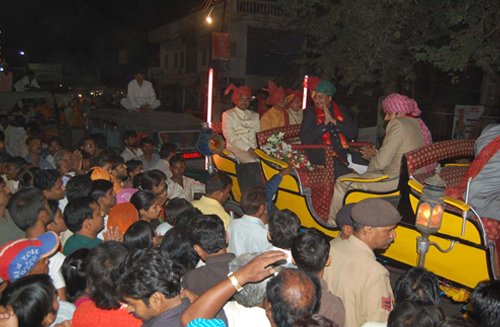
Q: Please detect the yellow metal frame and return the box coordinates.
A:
[212,154,242,202]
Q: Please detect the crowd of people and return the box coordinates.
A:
[0,74,497,327]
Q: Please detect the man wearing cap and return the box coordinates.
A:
[330,203,355,245]
[329,93,429,224]
[300,76,362,180]
[324,198,400,327]
[0,231,59,283]
[222,83,260,163]
[120,71,161,112]
[260,81,288,131]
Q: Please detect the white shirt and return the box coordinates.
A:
[149,158,172,178]
[48,252,66,289]
[222,107,260,152]
[120,147,143,162]
[13,76,40,92]
[268,246,295,268]
[223,301,271,327]
[126,79,157,109]
[228,214,271,256]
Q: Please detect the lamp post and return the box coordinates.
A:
[415,165,454,267]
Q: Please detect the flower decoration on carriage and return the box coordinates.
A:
[262,132,313,170]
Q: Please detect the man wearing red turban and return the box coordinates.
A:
[285,88,303,125]
[260,81,288,131]
[328,93,429,225]
[222,84,261,163]
[300,76,362,180]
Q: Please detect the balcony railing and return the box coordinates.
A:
[236,0,284,17]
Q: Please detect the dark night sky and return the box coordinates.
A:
[1,0,201,66]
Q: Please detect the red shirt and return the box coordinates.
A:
[72,300,142,327]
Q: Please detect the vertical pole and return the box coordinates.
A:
[302,75,308,110]
[205,68,214,171]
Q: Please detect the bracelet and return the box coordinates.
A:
[227,272,243,292]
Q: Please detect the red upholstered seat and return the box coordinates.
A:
[211,122,223,135]
[257,125,337,222]
[414,166,469,189]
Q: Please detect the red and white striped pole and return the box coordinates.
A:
[302,75,309,110]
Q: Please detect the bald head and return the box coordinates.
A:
[266,269,320,327]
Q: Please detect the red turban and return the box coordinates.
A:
[285,88,302,108]
[225,84,252,104]
[262,81,286,106]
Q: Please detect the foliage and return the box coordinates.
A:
[262,132,313,170]
[280,0,500,92]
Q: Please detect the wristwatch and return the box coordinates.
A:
[227,272,243,292]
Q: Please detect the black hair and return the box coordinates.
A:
[108,153,125,170]
[47,137,62,147]
[80,149,91,160]
[0,274,57,327]
[63,196,97,233]
[133,170,165,190]
[470,279,500,327]
[159,143,177,159]
[65,175,93,202]
[91,179,114,201]
[126,159,143,176]
[160,227,200,277]
[205,171,232,195]
[122,248,181,304]
[86,241,129,310]
[187,214,226,254]
[168,154,185,167]
[28,70,35,76]
[175,207,202,230]
[269,209,301,249]
[92,152,112,168]
[394,267,441,306]
[25,135,41,146]
[8,188,46,231]
[13,115,26,128]
[164,198,193,226]
[0,152,11,163]
[437,317,480,327]
[7,156,28,170]
[124,221,156,252]
[33,169,61,190]
[388,300,445,327]
[240,186,266,215]
[122,130,137,141]
[292,229,330,274]
[352,220,366,233]
[48,200,60,221]
[17,165,40,190]
[130,190,157,213]
[266,268,321,327]
[90,133,107,150]
[61,248,90,303]
[139,137,154,148]
[292,314,339,327]
[79,136,95,148]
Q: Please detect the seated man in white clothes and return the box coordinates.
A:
[222,84,260,164]
[120,70,161,112]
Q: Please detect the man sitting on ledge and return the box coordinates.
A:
[328,93,431,226]
[120,70,161,112]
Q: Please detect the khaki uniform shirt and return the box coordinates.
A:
[324,235,394,327]
[319,278,346,327]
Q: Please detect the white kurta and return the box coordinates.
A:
[122,79,160,111]
[222,106,260,163]
[13,76,40,92]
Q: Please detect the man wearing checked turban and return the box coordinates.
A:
[328,93,431,226]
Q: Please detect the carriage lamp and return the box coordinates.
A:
[415,165,454,267]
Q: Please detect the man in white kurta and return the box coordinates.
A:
[13,71,40,92]
[222,84,260,164]
[120,72,161,112]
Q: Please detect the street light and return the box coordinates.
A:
[19,51,25,56]
[206,7,214,24]
[415,165,455,267]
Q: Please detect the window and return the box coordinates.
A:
[180,51,184,68]
[175,53,178,68]
[164,54,169,69]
